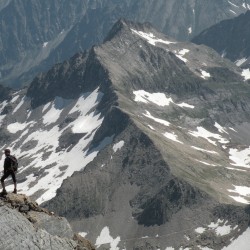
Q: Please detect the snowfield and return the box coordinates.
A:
[1,88,110,204]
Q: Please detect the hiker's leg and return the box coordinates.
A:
[1,180,5,190]
[11,172,17,193]
[1,173,8,192]
[13,182,17,193]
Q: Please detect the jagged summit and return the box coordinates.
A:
[2,19,250,249]
[98,19,243,94]
[26,18,244,108]
[104,19,155,42]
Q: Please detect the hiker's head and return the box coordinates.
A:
[4,149,10,156]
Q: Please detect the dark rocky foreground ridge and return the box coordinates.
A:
[1,19,250,249]
[0,193,95,250]
[1,0,250,87]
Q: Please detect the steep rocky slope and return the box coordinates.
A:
[1,19,250,249]
[0,193,94,250]
[1,0,250,87]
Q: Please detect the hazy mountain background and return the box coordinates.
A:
[1,0,250,87]
[192,10,250,69]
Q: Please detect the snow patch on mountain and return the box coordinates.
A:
[178,49,190,56]
[13,97,25,113]
[229,147,250,168]
[42,102,51,113]
[0,100,8,113]
[223,227,250,249]
[144,111,170,127]
[163,132,183,144]
[229,127,237,132]
[175,49,189,63]
[177,102,194,109]
[228,185,250,197]
[43,42,48,48]
[79,232,88,237]
[229,9,237,15]
[195,227,206,234]
[95,226,120,250]
[133,90,173,106]
[242,2,250,9]
[10,95,19,103]
[148,125,155,130]
[134,90,194,109]
[69,89,104,133]
[200,70,211,79]
[131,29,176,46]
[7,121,34,134]
[229,196,249,204]
[215,122,229,134]
[195,160,218,166]
[235,58,247,66]
[191,146,218,155]
[113,141,125,152]
[228,1,239,8]
[242,68,250,80]
[0,115,6,125]
[208,221,233,236]
[196,219,235,237]
[43,103,63,125]
[1,88,108,204]
[189,127,229,145]
[43,97,73,125]
[226,167,246,172]
[228,185,250,205]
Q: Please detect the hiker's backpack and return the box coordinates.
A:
[8,155,18,172]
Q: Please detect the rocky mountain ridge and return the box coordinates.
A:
[1,0,250,87]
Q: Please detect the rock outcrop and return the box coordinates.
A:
[0,193,94,250]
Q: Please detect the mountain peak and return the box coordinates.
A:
[104,18,154,43]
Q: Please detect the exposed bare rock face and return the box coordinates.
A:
[0,193,94,250]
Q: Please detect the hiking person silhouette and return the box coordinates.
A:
[1,149,17,195]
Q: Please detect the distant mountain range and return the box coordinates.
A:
[1,19,250,249]
[1,0,250,87]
